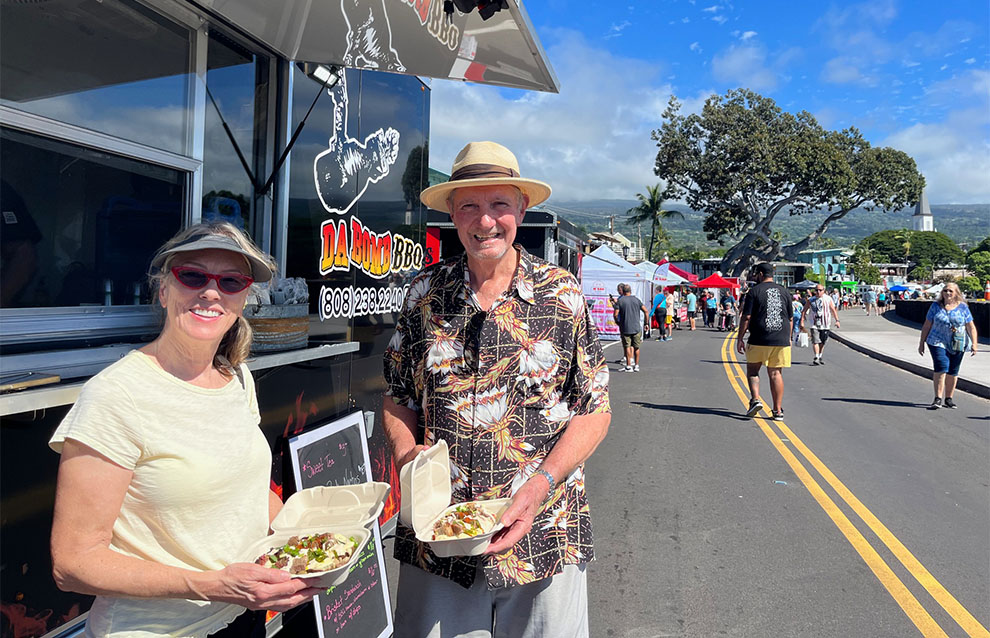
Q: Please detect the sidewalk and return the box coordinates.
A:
[831,308,990,399]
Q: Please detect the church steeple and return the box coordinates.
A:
[912,190,933,232]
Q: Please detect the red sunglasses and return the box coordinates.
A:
[170,266,253,294]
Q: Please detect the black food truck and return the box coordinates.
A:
[0,1,558,635]
[425,208,587,276]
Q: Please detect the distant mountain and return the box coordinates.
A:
[546,200,989,250]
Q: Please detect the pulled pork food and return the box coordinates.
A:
[431,502,498,541]
[256,533,359,575]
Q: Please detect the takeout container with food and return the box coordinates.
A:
[399,440,512,558]
[241,482,390,588]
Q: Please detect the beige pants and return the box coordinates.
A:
[393,562,588,638]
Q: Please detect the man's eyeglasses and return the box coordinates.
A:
[170,266,254,294]
[462,311,488,374]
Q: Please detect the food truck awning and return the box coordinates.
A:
[200,0,560,93]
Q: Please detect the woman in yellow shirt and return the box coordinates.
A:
[49,223,321,637]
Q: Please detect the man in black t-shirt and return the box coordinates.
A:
[613,283,648,372]
[736,263,793,420]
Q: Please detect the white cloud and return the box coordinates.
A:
[740,31,758,41]
[712,44,778,90]
[821,57,866,84]
[882,108,990,203]
[702,5,720,12]
[964,58,976,64]
[429,30,689,200]
[605,21,631,39]
[689,42,702,53]
[711,15,728,24]
[681,16,691,23]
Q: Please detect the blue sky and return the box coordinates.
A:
[429,0,989,204]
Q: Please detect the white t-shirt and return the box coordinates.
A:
[806,294,837,329]
[50,351,272,638]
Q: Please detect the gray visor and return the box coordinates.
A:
[150,234,274,283]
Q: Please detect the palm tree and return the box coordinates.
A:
[626,184,683,261]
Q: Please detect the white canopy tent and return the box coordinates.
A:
[581,245,647,340]
[634,261,690,288]
[925,283,945,294]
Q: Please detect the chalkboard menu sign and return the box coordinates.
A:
[288,411,394,638]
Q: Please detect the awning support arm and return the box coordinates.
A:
[204,83,260,192]
[255,77,329,196]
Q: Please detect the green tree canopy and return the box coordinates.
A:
[857,229,963,267]
[965,236,990,282]
[653,89,925,275]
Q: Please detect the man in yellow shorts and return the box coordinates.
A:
[736,263,793,420]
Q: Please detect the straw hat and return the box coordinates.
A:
[420,141,551,213]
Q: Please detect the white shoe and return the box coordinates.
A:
[623,365,634,372]
[633,365,640,372]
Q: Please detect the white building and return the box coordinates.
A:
[912,190,934,232]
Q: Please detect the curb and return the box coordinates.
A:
[831,331,990,400]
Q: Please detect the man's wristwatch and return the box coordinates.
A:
[533,468,556,492]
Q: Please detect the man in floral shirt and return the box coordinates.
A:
[383,141,611,638]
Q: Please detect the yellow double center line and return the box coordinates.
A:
[719,331,988,638]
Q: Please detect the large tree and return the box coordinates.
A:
[966,237,990,283]
[857,229,963,267]
[653,89,926,275]
[625,184,683,261]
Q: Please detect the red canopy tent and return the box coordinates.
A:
[656,259,698,282]
[694,273,739,288]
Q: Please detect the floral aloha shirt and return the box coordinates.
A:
[384,246,610,589]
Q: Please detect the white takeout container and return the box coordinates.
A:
[242,482,390,588]
[272,482,391,530]
[242,526,371,589]
[399,440,512,557]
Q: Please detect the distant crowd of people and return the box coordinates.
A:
[609,268,980,417]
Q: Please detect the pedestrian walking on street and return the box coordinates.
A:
[800,284,840,365]
[686,289,698,330]
[918,282,979,409]
[737,263,793,420]
[864,288,878,315]
[706,292,717,328]
[614,283,649,372]
[652,286,669,341]
[385,141,611,638]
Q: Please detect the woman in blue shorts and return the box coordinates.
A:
[918,282,978,409]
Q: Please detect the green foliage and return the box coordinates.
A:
[966,250,990,283]
[652,89,925,274]
[855,263,882,285]
[957,276,983,295]
[967,236,990,256]
[909,260,934,282]
[850,251,882,285]
[626,184,683,261]
[910,232,964,267]
[858,230,963,267]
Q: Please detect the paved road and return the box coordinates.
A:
[587,326,989,638]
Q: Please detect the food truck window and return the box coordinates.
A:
[0,0,194,155]
[202,29,271,237]
[0,127,184,309]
